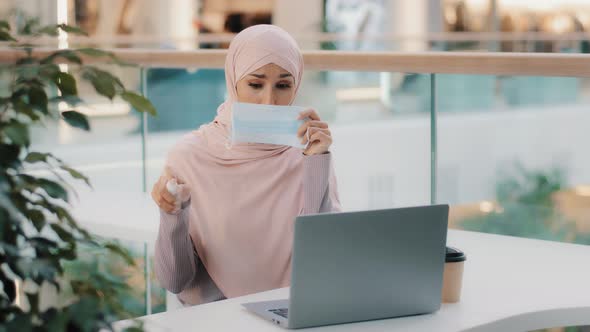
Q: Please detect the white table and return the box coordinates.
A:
[114,230,590,332]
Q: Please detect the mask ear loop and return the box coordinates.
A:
[302,116,311,150]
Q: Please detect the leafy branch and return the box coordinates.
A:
[0,21,156,331]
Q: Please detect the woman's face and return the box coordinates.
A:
[235,63,296,105]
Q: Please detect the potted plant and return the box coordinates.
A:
[0,20,155,331]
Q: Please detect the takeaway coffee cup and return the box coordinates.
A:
[442,246,466,303]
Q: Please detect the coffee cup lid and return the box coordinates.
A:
[446,246,466,262]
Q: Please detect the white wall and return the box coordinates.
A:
[0,0,58,26]
[272,0,323,50]
[130,0,196,49]
[436,105,589,204]
[336,104,589,210]
[386,0,444,51]
[387,0,428,51]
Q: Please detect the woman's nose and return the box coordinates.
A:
[261,88,275,105]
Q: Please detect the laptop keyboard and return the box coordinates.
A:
[268,308,288,318]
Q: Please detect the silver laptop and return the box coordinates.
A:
[242,204,449,329]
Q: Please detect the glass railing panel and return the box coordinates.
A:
[145,68,225,133]
[142,68,433,212]
[435,73,590,246]
[434,74,587,114]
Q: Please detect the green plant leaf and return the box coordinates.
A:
[104,243,135,266]
[52,206,89,239]
[0,240,21,258]
[52,72,78,96]
[28,86,49,114]
[49,95,84,106]
[37,25,59,37]
[15,57,36,66]
[76,48,133,66]
[59,245,77,260]
[53,206,77,226]
[0,144,21,168]
[0,272,16,302]
[61,111,90,131]
[29,237,60,255]
[0,20,9,30]
[0,30,16,42]
[66,297,102,331]
[25,292,39,314]
[21,17,40,35]
[76,48,114,58]
[61,165,91,187]
[4,312,33,332]
[16,257,60,284]
[41,50,82,65]
[40,308,68,332]
[120,91,157,116]
[50,223,75,243]
[11,87,27,100]
[24,152,50,163]
[12,99,39,121]
[37,178,69,201]
[26,209,46,232]
[39,64,60,79]
[4,122,30,146]
[83,72,115,99]
[82,67,124,100]
[57,24,88,36]
[0,191,19,221]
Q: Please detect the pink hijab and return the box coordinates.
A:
[166,25,335,299]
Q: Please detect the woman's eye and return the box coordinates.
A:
[276,83,292,89]
[248,83,263,89]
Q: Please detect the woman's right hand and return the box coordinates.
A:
[151,167,191,214]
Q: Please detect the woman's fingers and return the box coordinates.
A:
[308,131,331,147]
[302,127,331,145]
[296,109,333,155]
[151,176,165,203]
[161,188,177,205]
[309,131,332,145]
[304,131,332,155]
[151,173,187,213]
[297,120,328,138]
[160,199,178,213]
[298,109,321,121]
[152,188,177,213]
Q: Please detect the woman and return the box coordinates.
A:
[151,25,341,306]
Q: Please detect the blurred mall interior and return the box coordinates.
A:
[0,1,589,331]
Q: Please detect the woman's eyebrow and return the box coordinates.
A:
[248,73,293,79]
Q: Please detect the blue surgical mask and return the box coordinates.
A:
[231,102,307,148]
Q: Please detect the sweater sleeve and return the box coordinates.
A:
[302,152,342,215]
[154,206,198,294]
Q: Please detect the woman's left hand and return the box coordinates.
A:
[297,109,332,156]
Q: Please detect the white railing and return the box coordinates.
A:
[1,48,590,77]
